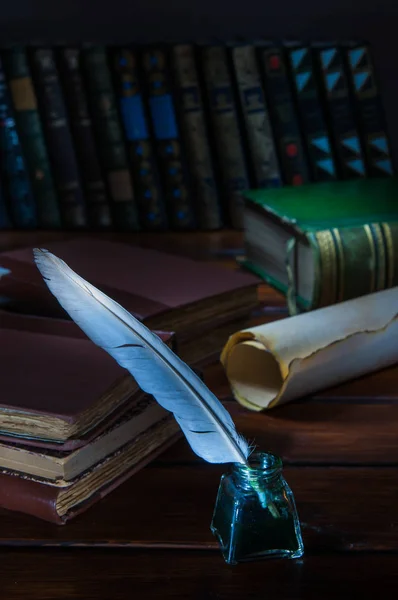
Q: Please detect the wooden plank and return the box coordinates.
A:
[157,398,398,465]
[0,466,397,551]
[201,362,398,465]
[0,549,396,600]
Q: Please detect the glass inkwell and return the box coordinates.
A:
[211,452,304,565]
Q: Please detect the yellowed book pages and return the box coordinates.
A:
[221,286,398,411]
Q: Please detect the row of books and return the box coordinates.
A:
[0,41,394,233]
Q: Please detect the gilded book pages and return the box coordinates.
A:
[221,286,398,410]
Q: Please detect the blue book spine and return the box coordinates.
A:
[141,47,196,231]
[344,42,395,177]
[0,58,37,228]
[286,44,338,182]
[113,47,168,231]
[315,44,367,180]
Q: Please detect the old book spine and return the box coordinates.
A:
[258,44,310,186]
[344,42,395,177]
[57,47,113,230]
[30,47,87,229]
[309,222,398,309]
[286,44,338,182]
[141,46,196,231]
[171,44,223,230]
[315,44,367,180]
[2,46,61,229]
[0,57,37,229]
[200,44,250,229]
[231,43,282,189]
[82,46,140,231]
[112,47,168,231]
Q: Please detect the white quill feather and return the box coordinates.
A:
[34,249,250,465]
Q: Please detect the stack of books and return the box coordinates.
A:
[0,40,393,233]
[0,238,262,522]
[0,309,180,523]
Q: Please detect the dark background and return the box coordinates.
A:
[4,0,398,166]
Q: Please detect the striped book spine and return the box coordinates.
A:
[112,47,167,231]
[286,44,338,182]
[30,47,87,229]
[200,44,250,228]
[171,44,223,230]
[258,44,310,186]
[344,42,395,177]
[141,46,196,230]
[58,47,112,229]
[82,46,140,231]
[2,46,61,228]
[0,57,37,228]
[315,44,367,180]
[231,43,282,189]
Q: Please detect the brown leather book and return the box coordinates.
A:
[0,311,175,442]
[0,239,259,364]
[0,391,170,482]
[0,416,180,524]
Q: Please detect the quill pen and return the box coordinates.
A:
[33,249,251,466]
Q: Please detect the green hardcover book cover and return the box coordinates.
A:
[241,178,398,312]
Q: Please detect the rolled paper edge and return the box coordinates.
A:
[220,331,290,411]
[221,302,398,411]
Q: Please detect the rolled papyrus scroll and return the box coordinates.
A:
[220,287,398,411]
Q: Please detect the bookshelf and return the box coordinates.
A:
[0,0,397,223]
[1,0,396,164]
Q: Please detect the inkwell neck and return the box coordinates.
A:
[233,452,283,490]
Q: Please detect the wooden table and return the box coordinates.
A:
[0,231,397,599]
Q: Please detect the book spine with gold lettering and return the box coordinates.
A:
[171,44,223,230]
[2,46,61,229]
[57,47,113,230]
[308,222,398,309]
[112,47,168,231]
[243,221,398,312]
[0,57,37,229]
[344,42,395,177]
[30,47,88,229]
[200,44,250,229]
[141,46,196,231]
[230,43,282,189]
[82,45,140,231]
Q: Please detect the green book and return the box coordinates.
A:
[241,178,398,312]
